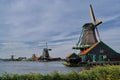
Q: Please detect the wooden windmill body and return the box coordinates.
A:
[73,4,102,51]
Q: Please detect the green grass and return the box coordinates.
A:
[0,65,120,80]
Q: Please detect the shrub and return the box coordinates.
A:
[79,65,120,80]
[0,65,120,80]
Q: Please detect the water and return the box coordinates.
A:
[0,61,84,75]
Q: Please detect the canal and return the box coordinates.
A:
[0,61,84,75]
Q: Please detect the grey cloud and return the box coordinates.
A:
[0,0,120,58]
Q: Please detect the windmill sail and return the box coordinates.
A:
[90,4,96,25]
[90,4,102,26]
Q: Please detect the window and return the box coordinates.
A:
[100,48,104,53]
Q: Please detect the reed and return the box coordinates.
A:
[0,65,120,80]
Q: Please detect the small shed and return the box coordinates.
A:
[66,53,81,64]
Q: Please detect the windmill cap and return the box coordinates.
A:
[82,23,95,29]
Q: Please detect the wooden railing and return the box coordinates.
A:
[87,61,120,66]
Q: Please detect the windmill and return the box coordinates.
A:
[41,42,52,60]
[73,4,102,51]
[63,4,120,67]
[40,42,61,61]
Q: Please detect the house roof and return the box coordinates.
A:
[66,53,79,59]
[79,42,99,55]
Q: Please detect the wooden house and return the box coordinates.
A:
[79,41,120,62]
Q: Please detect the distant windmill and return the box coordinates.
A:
[73,4,102,51]
[41,42,52,60]
[11,55,15,60]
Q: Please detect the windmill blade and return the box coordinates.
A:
[90,4,102,26]
[95,19,102,26]
[96,27,101,41]
[90,4,96,25]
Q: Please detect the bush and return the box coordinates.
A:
[79,65,120,80]
[0,65,120,80]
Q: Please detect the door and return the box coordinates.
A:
[99,55,103,61]
[92,55,96,62]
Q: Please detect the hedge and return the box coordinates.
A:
[0,65,120,80]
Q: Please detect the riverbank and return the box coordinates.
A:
[0,65,120,80]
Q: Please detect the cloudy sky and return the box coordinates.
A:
[0,0,120,59]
